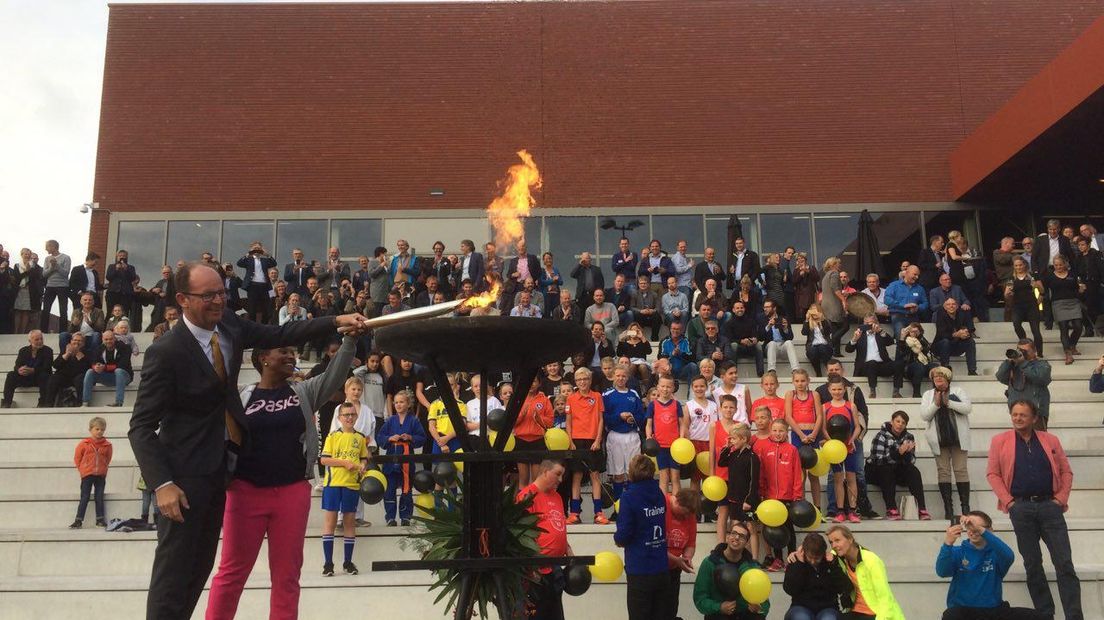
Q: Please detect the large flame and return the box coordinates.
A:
[460,278,503,312]
[486,149,541,249]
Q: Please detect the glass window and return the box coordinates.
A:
[330,219,382,263]
[597,215,648,281]
[706,216,757,257]
[652,215,705,257]
[276,220,327,264]
[868,211,922,281]
[220,221,275,270]
[522,217,543,256]
[758,213,809,263]
[166,221,219,266]
[116,221,166,286]
[924,211,980,253]
[813,213,860,273]
[544,216,595,277]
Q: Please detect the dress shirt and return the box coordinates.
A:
[252,257,265,283]
[181,315,231,377]
[865,332,883,362]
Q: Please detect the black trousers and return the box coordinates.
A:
[869,462,926,511]
[731,342,765,376]
[859,360,895,391]
[104,291,132,318]
[806,343,833,376]
[666,569,684,620]
[76,475,106,520]
[942,603,1050,620]
[147,472,227,620]
[627,572,670,620]
[3,371,49,404]
[245,286,271,322]
[1011,303,1044,355]
[43,373,81,407]
[528,569,565,620]
[42,286,69,333]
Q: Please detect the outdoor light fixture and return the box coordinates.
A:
[429,189,446,196]
[600,219,645,235]
[79,202,101,214]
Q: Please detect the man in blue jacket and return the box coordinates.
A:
[615,454,669,620]
[884,265,928,337]
[936,511,1047,620]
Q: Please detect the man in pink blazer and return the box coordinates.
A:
[986,400,1081,620]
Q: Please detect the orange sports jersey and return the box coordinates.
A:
[649,399,683,448]
[752,396,785,421]
[514,392,554,441]
[566,390,604,439]
[517,483,568,574]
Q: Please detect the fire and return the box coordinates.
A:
[460,277,502,312]
[486,149,541,249]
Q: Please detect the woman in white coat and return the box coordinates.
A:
[918,366,972,523]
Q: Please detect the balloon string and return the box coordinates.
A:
[478,528,491,558]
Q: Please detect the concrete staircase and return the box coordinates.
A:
[1,324,1102,619]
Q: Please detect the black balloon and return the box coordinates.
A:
[432,461,458,487]
[413,470,436,494]
[643,438,660,457]
[762,524,791,549]
[700,493,718,515]
[486,408,507,432]
[600,485,615,509]
[798,445,819,470]
[564,564,592,596]
[789,500,817,529]
[358,477,385,505]
[826,415,851,441]
[713,563,742,599]
[680,463,694,480]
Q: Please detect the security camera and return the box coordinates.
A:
[80,204,90,214]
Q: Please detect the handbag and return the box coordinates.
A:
[935,405,960,448]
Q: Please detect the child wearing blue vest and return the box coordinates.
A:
[375,390,426,526]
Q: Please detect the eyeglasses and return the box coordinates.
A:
[727,530,749,540]
[180,290,228,303]
[339,413,358,418]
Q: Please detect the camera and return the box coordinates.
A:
[1006,349,1022,360]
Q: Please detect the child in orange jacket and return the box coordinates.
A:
[71,416,113,528]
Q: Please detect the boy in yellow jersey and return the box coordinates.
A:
[320,402,370,576]
[427,373,467,508]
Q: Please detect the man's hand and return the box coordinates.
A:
[672,556,694,572]
[156,483,190,523]
[720,601,738,615]
[389,434,401,443]
[17,366,32,376]
[945,523,963,545]
[335,313,370,336]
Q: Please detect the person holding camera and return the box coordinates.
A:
[845,313,895,399]
[235,242,277,323]
[104,249,136,323]
[996,339,1052,431]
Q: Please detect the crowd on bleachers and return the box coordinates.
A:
[3,219,1104,620]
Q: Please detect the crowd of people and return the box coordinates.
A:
[0,220,1099,620]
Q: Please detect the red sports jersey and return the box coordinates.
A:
[666,494,698,564]
[752,395,786,421]
[649,399,683,448]
[517,483,568,573]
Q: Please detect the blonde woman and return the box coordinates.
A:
[800,304,834,376]
[761,252,786,311]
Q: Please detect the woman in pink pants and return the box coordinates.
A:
[206,335,356,619]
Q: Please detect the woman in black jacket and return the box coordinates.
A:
[892,322,935,398]
[13,248,45,335]
[800,304,835,377]
[783,533,852,620]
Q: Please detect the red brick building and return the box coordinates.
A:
[91,1,1104,283]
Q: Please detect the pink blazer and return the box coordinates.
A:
[986,430,1073,513]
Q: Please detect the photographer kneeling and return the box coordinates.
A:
[995,340,1052,431]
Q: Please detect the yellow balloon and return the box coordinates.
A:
[453,448,465,473]
[702,476,728,502]
[808,450,831,477]
[757,499,788,527]
[613,499,620,514]
[799,506,822,531]
[695,451,712,476]
[488,431,516,452]
[365,469,388,491]
[822,439,847,465]
[670,438,695,465]
[545,428,571,451]
[414,493,435,518]
[738,567,772,605]
[589,551,624,582]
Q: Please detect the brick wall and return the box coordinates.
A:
[91,0,1104,224]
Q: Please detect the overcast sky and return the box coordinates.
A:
[0,0,498,262]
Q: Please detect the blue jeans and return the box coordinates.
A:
[1008,499,1082,620]
[785,607,841,620]
[76,475,106,521]
[83,368,131,405]
[933,338,977,373]
[890,313,914,339]
[669,359,699,383]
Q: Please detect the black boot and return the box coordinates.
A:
[939,482,954,522]
[957,481,971,517]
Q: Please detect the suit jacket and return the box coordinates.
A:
[318,261,351,290]
[606,286,632,312]
[67,265,102,298]
[636,254,677,282]
[694,260,726,292]
[928,285,969,321]
[283,262,311,296]
[90,341,133,375]
[935,311,974,342]
[844,327,895,376]
[570,264,605,302]
[917,248,944,290]
[551,301,583,324]
[128,311,337,488]
[429,258,454,295]
[104,261,137,295]
[235,254,278,291]
[66,307,106,335]
[1031,234,1073,277]
[13,345,53,376]
[726,250,761,289]
[453,252,486,292]
[505,254,541,287]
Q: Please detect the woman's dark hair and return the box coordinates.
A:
[801,533,828,557]
[250,347,268,373]
[891,410,910,424]
[373,246,387,258]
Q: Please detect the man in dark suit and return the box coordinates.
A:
[844,314,895,398]
[68,252,102,308]
[725,236,760,290]
[1032,219,1074,329]
[570,252,605,304]
[694,246,726,293]
[1,329,52,407]
[453,239,486,293]
[129,262,367,619]
[283,247,311,297]
[917,234,945,291]
[636,240,676,297]
[104,250,137,318]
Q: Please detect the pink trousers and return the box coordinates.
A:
[206,478,311,620]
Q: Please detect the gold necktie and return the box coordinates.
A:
[210,333,241,446]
